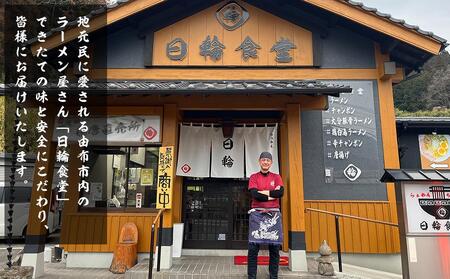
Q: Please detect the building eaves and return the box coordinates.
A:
[381,169,450,182]
[0,80,352,96]
[25,0,448,50]
[396,117,450,123]
[343,0,448,47]
[25,0,132,46]
[396,117,450,129]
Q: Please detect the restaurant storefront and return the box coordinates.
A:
[18,0,447,276]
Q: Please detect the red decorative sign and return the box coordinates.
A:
[181,164,191,173]
[144,127,157,140]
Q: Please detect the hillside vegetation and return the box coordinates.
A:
[394,51,450,116]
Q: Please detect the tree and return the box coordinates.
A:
[1,96,40,153]
[394,51,450,112]
[426,66,450,109]
[394,72,430,111]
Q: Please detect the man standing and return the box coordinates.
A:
[247,152,284,279]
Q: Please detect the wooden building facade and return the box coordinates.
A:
[21,0,447,275]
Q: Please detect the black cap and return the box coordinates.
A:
[259,152,272,161]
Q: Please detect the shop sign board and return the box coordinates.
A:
[54,115,160,144]
[156,146,175,209]
[403,182,450,235]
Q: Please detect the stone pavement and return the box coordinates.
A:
[42,262,125,279]
[125,256,357,279]
[0,248,21,266]
[0,255,402,279]
[332,263,402,279]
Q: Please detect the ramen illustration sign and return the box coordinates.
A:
[404,183,450,234]
[419,134,450,170]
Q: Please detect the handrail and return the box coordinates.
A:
[148,208,166,279]
[305,208,398,227]
[305,207,398,273]
[152,208,165,226]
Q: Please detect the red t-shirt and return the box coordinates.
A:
[248,171,284,208]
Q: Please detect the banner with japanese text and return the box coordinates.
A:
[4,3,108,249]
[211,127,245,178]
[176,125,212,177]
[176,125,279,178]
[244,125,279,177]
[156,146,175,209]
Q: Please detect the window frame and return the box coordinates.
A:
[78,144,161,212]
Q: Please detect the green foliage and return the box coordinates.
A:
[394,72,430,111]
[394,51,450,112]
[396,108,450,117]
[0,96,40,153]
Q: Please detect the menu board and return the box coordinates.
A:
[322,81,382,184]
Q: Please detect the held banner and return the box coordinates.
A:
[419,134,450,170]
[156,146,175,209]
[248,210,283,245]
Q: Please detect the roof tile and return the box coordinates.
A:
[24,0,448,48]
[342,0,447,45]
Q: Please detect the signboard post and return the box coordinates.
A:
[152,146,175,273]
[381,170,450,279]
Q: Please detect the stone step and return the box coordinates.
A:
[125,257,344,279]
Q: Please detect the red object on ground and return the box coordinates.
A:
[234,256,289,266]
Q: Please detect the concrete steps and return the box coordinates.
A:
[125,256,351,279]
